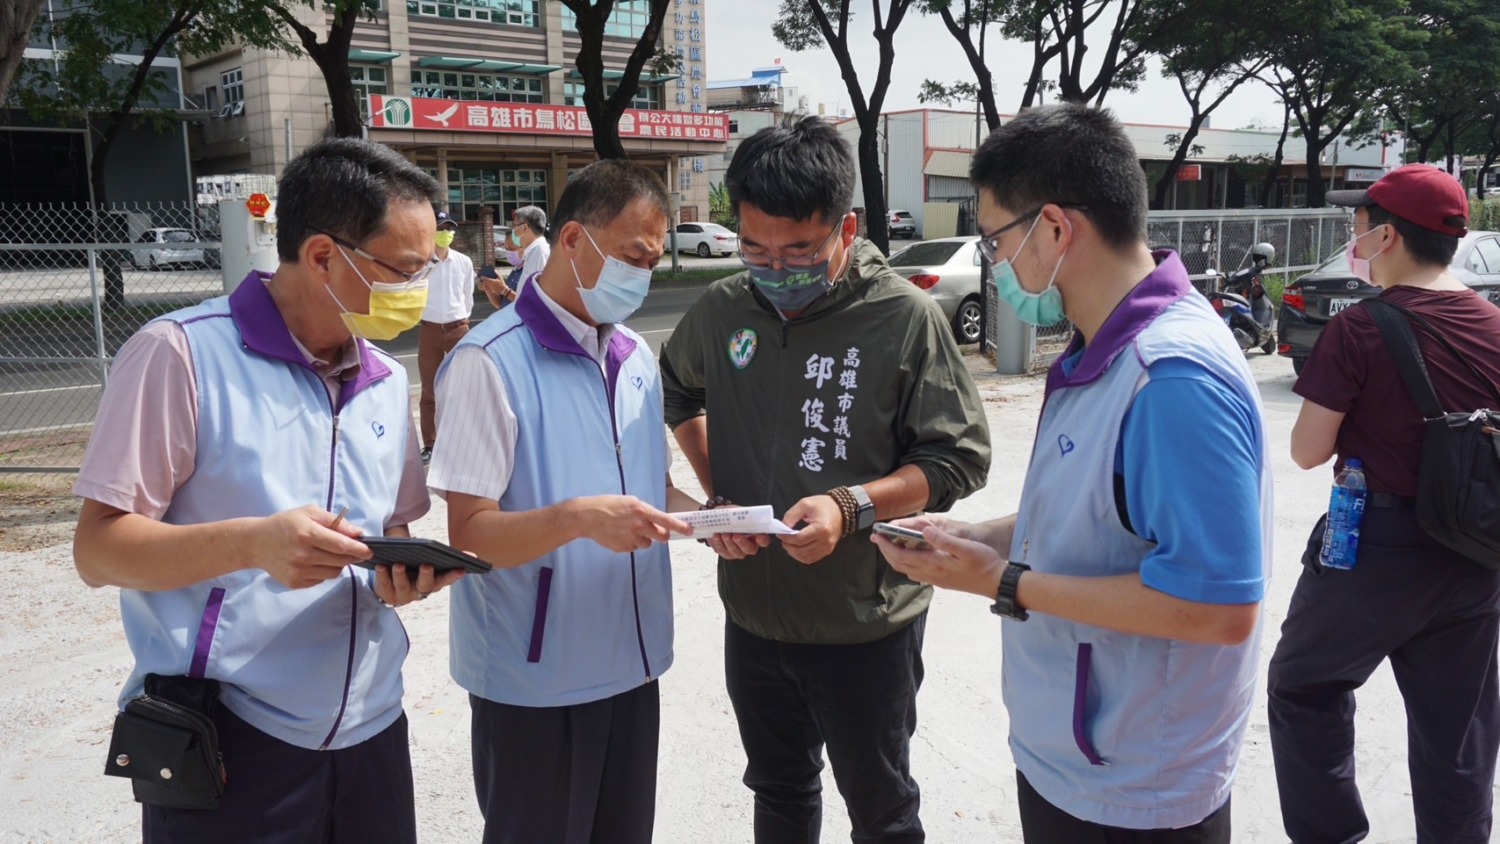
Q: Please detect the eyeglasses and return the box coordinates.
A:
[738,217,845,272]
[976,204,1089,264]
[312,229,439,285]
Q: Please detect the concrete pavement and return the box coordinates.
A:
[0,352,1464,842]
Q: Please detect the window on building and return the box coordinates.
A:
[564,81,660,111]
[351,65,388,118]
[204,86,218,112]
[411,70,544,103]
[426,166,549,223]
[407,0,538,25]
[221,68,244,105]
[562,0,653,38]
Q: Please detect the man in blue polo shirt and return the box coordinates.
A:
[875,104,1271,841]
[429,159,696,844]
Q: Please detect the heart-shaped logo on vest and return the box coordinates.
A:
[1057,434,1075,457]
[371,421,386,438]
[632,375,644,390]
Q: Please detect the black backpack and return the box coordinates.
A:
[1364,297,1500,569]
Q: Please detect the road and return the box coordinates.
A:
[0,257,732,446]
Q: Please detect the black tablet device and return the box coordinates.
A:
[357,537,492,577]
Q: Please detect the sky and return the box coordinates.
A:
[706,3,1286,132]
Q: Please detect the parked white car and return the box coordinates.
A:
[131,228,205,270]
[673,222,738,257]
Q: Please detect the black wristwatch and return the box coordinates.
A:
[849,484,876,531]
[990,562,1030,621]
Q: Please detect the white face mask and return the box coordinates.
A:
[571,225,652,324]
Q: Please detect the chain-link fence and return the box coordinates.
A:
[0,202,224,473]
[1011,208,1348,372]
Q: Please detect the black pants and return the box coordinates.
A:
[724,615,926,844]
[1016,770,1230,843]
[470,682,660,844]
[1268,507,1500,844]
[143,707,416,844]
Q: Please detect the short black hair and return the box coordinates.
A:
[549,159,670,245]
[276,138,440,262]
[969,103,1147,250]
[725,115,853,223]
[1366,204,1459,267]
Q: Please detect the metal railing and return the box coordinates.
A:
[0,202,223,473]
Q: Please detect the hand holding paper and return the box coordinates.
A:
[670,505,796,541]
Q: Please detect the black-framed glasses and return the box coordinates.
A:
[976,204,1089,264]
[312,228,439,285]
[738,215,846,272]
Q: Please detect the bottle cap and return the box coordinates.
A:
[1346,458,1363,468]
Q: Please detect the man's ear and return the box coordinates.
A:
[300,232,336,280]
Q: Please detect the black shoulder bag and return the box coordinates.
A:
[1363,297,1500,569]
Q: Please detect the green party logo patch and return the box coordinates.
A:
[727,328,758,370]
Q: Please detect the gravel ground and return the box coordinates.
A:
[0,354,1478,843]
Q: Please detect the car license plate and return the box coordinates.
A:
[1328,298,1360,315]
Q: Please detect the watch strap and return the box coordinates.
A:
[990,562,1030,621]
[849,484,876,531]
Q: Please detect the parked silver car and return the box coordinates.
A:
[888,236,984,344]
[130,228,205,270]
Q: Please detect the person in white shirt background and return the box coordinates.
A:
[479,206,550,309]
[417,210,475,465]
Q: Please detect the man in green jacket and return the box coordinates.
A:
[660,116,991,843]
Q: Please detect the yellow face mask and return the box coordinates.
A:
[434,230,456,249]
[328,246,429,341]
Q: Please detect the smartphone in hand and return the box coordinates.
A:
[873,522,933,551]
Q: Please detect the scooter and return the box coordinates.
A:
[1204,242,1276,355]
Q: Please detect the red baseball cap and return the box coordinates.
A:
[1327,164,1469,237]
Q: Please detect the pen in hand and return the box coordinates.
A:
[330,505,349,532]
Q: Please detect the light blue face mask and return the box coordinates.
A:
[993,215,1068,326]
[572,225,652,324]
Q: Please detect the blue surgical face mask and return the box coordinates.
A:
[993,215,1068,326]
[745,222,847,314]
[572,225,652,324]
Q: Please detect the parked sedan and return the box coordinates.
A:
[130,228,205,270]
[888,236,985,344]
[672,222,738,257]
[1278,229,1500,375]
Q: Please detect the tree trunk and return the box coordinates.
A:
[856,117,889,256]
[0,0,46,104]
[1478,157,1494,200]
[1259,104,1291,208]
[937,3,999,130]
[1303,140,1328,208]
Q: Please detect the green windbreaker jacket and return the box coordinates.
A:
[661,238,992,644]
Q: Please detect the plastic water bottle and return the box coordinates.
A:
[1320,458,1368,570]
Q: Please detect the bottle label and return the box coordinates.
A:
[1322,487,1365,570]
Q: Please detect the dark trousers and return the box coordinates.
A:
[724,614,926,844]
[1268,507,1500,844]
[470,682,660,844]
[142,707,415,844]
[1016,770,1230,843]
[417,318,469,447]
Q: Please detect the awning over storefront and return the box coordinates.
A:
[924,150,972,179]
[349,50,402,64]
[416,57,563,75]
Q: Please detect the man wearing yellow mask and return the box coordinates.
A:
[418,210,476,465]
[72,138,460,844]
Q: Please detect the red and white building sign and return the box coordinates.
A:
[368,95,729,141]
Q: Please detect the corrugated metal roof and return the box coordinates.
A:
[924,150,972,179]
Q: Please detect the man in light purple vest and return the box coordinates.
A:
[73,138,463,843]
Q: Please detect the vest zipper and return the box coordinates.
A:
[599,366,653,683]
[318,395,357,751]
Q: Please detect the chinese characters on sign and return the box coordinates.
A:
[799,348,860,473]
[368,96,730,140]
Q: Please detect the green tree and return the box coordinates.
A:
[1148,0,1267,208]
[916,0,1002,129]
[0,0,46,104]
[556,0,682,160]
[709,181,736,229]
[263,0,378,139]
[773,0,915,256]
[1260,0,1422,207]
[16,0,290,307]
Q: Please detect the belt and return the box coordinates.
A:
[1368,492,1416,510]
[421,318,468,329]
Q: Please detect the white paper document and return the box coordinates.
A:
[670,505,797,540]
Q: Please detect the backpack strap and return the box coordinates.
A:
[1362,299,1446,420]
[1365,296,1500,408]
